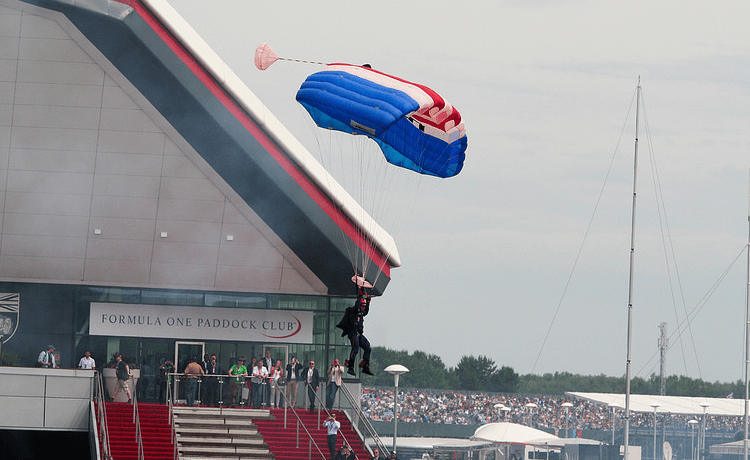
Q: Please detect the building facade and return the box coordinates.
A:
[0,0,397,380]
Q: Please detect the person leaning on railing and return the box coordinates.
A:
[227,357,248,407]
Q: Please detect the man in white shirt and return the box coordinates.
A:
[323,413,341,460]
[78,350,95,370]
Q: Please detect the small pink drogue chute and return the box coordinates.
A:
[254,42,279,70]
[254,43,327,70]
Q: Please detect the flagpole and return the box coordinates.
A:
[623,77,641,460]
[744,168,749,460]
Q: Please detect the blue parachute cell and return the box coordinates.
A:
[296,64,467,178]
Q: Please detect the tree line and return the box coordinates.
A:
[361,346,745,398]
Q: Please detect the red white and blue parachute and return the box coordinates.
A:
[296,64,467,178]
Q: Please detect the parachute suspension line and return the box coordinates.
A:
[640,93,698,378]
[254,42,327,71]
[529,86,637,375]
[304,117,385,287]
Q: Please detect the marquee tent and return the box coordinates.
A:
[568,392,745,416]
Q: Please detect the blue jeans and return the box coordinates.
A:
[186,378,198,406]
[252,381,264,407]
[326,382,339,409]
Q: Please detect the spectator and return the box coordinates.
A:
[286,356,303,408]
[302,359,320,411]
[78,350,95,370]
[228,357,248,406]
[184,356,204,406]
[326,358,346,410]
[269,359,284,408]
[251,357,268,408]
[37,345,57,368]
[111,353,132,403]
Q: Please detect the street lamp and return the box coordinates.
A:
[385,364,409,454]
[502,405,511,421]
[699,403,710,460]
[494,403,507,423]
[561,402,573,438]
[525,402,538,427]
[651,403,661,460]
[608,402,619,445]
[688,419,699,460]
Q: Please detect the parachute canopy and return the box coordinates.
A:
[296,64,467,178]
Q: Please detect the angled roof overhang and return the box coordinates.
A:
[22,0,399,295]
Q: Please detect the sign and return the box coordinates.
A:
[0,293,19,344]
[90,302,313,343]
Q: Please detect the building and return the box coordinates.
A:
[0,0,398,390]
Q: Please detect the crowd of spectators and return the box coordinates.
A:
[361,388,745,433]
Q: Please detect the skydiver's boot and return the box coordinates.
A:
[345,359,356,376]
[361,359,374,376]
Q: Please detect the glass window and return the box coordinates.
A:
[205,293,266,309]
[141,289,203,306]
[78,287,140,303]
[269,295,327,311]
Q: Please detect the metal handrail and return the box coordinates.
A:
[131,388,144,460]
[167,374,178,460]
[94,371,113,460]
[303,380,376,459]
[338,382,390,457]
[280,387,328,460]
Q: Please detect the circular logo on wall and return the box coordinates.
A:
[0,293,20,343]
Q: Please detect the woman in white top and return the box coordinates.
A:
[251,359,268,408]
[269,359,285,408]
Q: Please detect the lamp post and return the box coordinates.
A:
[501,405,511,421]
[699,403,710,460]
[385,364,409,454]
[651,403,661,460]
[561,402,573,438]
[688,419,699,460]
[608,403,619,445]
[525,402,538,427]
[494,403,507,423]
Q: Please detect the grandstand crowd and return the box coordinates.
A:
[361,388,745,433]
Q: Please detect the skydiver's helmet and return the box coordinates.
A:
[358,297,368,308]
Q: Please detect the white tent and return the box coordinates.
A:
[568,392,744,416]
[471,422,561,445]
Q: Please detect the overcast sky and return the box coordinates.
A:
[171,0,750,384]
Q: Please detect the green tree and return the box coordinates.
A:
[454,355,498,391]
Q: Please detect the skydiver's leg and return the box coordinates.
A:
[360,334,371,361]
[359,335,373,375]
[346,332,359,375]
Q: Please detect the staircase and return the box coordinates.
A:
[173,406,274,460]
[254,409,369,460]
[99,402,175,460]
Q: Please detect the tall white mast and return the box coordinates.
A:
[744,169,749,460]
[623,77,642,460]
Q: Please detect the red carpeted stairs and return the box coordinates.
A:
[96,402,175,460]
[254,409,369,460]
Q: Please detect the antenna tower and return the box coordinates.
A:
[659,322,668,395]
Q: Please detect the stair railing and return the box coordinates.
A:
[280,386,330,460]
[93,371,113,460]
[131,386,145,460]
[300,382,368,458]
[338,382,390,457]
[166,374,178,460]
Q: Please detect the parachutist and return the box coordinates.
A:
[336,287,373,376]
